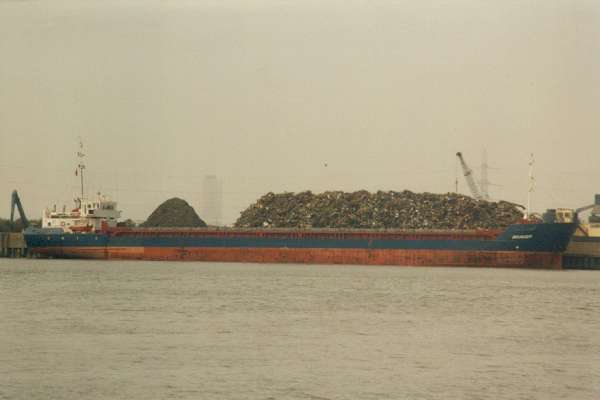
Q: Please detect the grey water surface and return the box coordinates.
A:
[1,258,599,400]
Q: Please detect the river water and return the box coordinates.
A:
[1,258,599,400]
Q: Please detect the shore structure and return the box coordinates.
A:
[0,232,27,257]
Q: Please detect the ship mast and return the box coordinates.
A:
[77,140,86,202]
[525,153,535,220]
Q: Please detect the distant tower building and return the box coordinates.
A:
[202,175,222,226]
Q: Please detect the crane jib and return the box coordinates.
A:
[10,190,29,229]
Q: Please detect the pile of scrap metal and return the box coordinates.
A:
[235,190,523,230]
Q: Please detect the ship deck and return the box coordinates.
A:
[106,227,502,241]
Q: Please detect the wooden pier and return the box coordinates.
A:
[0,232,27,257]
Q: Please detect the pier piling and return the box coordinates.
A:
[0,232,27,258]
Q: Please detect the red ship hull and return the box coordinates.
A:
[32,246,564,269]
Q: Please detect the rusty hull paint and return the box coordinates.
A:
[31,246,563,269]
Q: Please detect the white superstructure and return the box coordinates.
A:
[41,140,121,233]
[42,193,121,233]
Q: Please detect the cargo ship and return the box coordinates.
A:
[22,193,577,269]
[21,145,578,269]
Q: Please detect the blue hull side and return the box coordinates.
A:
[24,223,576,253]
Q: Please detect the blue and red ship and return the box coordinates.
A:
[22,144,578,269]
[24,221,576,269]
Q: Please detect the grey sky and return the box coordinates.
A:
[1,0,599,224]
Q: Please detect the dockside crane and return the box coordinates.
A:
[456,152,485,201]
[10,190,29,231]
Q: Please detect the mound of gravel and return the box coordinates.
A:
[141,198,206,228]
[235,190,523,230]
